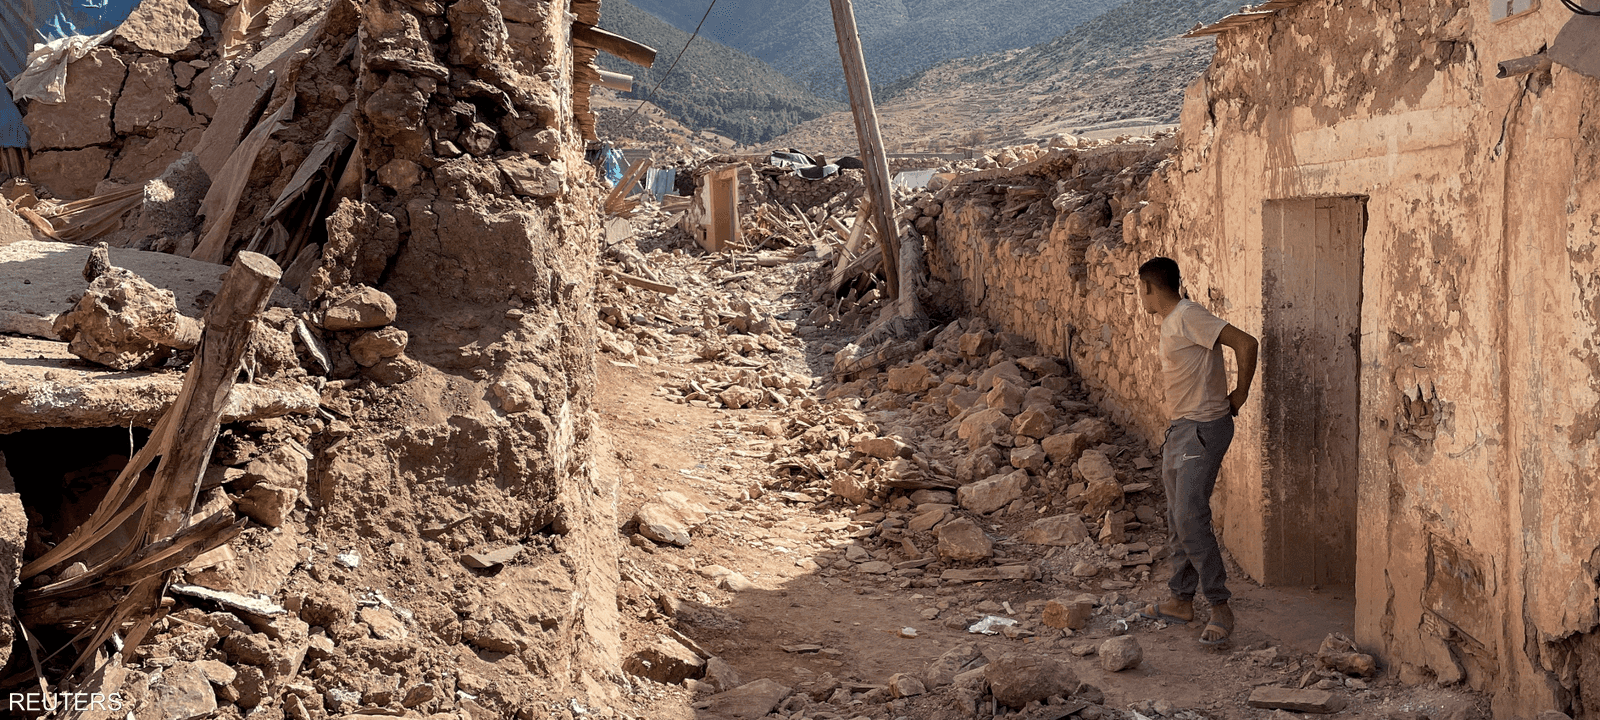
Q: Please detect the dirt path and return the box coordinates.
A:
[585,206,1489,720]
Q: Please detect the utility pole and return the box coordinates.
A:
[829,0,900,298]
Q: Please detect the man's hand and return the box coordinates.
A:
[1228,387,1249,417]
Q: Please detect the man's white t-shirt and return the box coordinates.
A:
[1160,299,1232,422]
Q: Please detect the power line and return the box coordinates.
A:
[621,0,719,125]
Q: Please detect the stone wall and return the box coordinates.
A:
[916,139,1184,452]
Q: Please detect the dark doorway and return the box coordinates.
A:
[1261,197,1365,587]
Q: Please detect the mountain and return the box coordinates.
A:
[595,0,845,145]
[625,0,1126,99]
[763,0,1238,155]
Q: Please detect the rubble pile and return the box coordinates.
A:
[895,135,1181,442]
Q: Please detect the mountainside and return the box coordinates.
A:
[596,0,844,145]
[626,0,1125,99]
[764,0,1237,155]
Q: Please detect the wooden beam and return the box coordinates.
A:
[572,23,657,68]
[112,252,282,654]
[829,0,900,299]
[605,268,678,295]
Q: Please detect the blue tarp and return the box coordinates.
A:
[1,0,147,147]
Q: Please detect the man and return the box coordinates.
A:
[1135,257,1258,645]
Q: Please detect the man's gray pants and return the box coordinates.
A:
[1161,415,1234,605]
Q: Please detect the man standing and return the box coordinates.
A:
[1135,257,1258,645]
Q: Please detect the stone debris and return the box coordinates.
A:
[52,244,202,369]
[634,490,711,546]
[1247,686,1350,713]
[1317,632,1379,677]
[1099,634,1143,671]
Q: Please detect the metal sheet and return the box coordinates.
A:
[1552,14,1600,79]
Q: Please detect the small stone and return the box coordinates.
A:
[1019,514,1090,546]
[1316,632,1378,677]
[856,561,893,575]
[886,363,936,393]
[936,517,994,561]
[146,662,217,720]
[633,491,710,547]
[899,627,919,638]
[402,683,436,708]
[1246,686,1348,713]
[854,435,913,459]
[701,679,792,719]
[1009,444,1047,472]
[1041,432,1089,464]
[321,285,397,330]
[887,673,926,698]
[623,636,705,684]
[703,657,742,693]
[985,652,1078,709]
[222,633,273,666]
[235,483,296,528]
[1100,635,1143,671]
[358,607,406,640]
[1042,600,1093,630]
[349,326,409,367]
[957,469,1029,514]
[1011,409,1054,439]
[377,159,423,190]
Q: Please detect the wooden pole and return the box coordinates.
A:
[105,251,282,658]
[143,251,283,540]
[829,0,900,298]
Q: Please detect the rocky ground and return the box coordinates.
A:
[581,170,1496,720]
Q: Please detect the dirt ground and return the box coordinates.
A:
[585,212,1492,720]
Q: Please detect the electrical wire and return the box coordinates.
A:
[619,0,720,126]
[1561,0,1600,15]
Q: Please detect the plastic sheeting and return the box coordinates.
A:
[0,0,147,147]
[641,167,676,202]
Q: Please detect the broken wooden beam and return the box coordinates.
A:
[605,268,678,295]
[146,251,283,540]
[103,251,282,658]
[605,158,652,214]
[572,23,657,67]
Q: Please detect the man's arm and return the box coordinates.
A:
[1217,324,1259,416]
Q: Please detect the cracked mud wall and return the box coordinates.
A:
[1158,0,1600,716]
[293,0,621,706]
[924,1,1600,715]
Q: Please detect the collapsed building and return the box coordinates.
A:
[899,1,1600,716]
[0,0,641,714]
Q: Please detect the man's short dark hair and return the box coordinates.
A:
[1139,257,1181,293]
